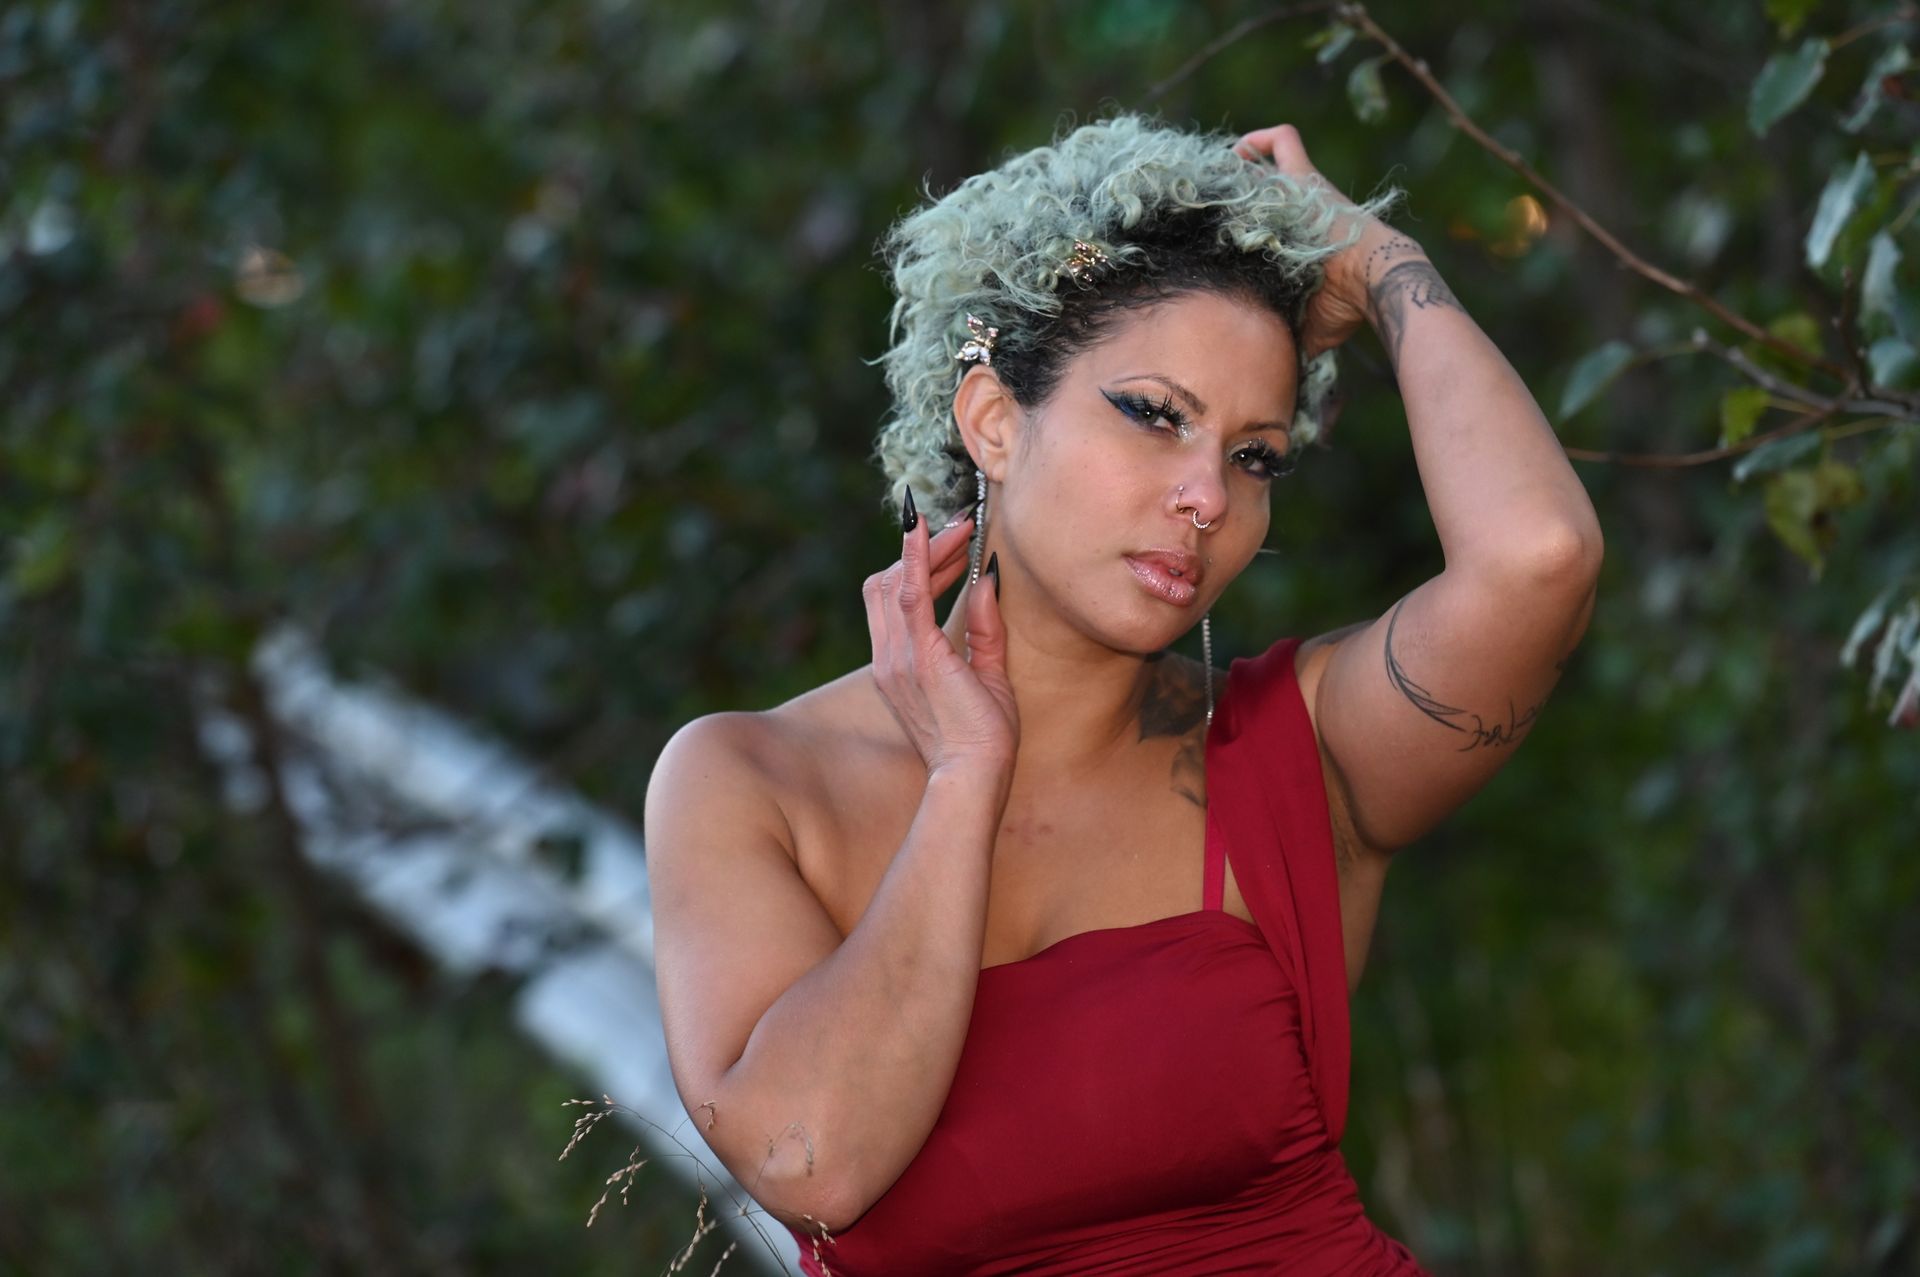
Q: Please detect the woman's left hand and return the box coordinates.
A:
[1231,124,1411,362]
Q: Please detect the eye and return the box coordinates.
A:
[1232,440,1298,481]
[1106,389,1190,436]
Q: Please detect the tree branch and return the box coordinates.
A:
[1829,4,1920,53]
[1561,403,1843,467]
[1332,2,1854,380]
[1691,328,1914,417]
[1140,0,1336,105]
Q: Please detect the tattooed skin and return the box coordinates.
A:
[1358,233,1427,285]
[1138,652,1221,808]
[1365,237,1465,365]
[1382,597,1546,751]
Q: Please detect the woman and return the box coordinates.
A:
[645,114,1602,1274]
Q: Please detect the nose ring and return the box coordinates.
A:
[1176,484,1213,531]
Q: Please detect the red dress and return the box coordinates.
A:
[787,636,1428,1275]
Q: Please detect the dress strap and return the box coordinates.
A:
[1202,635,1351,1147]
[1201,805,1226,912]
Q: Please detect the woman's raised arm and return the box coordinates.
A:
[1238,124,1603,856]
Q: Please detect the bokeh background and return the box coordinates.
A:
[5,0,1918,1273]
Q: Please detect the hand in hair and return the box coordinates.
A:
[1232,123,1421,361]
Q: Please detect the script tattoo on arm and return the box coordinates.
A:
[1381,596,1546,752]
[1366,238,1465,365]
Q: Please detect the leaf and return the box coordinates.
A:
[1762,458,1864,578]
[1764,468,1827,572]
[1872,600,1920,698]
[1749,38,1829,136]
[1805,151,1874,269]
[6,511,76,596]
[1843,43,1911,132]
[1732,430,1822,482]
[1306,21,1356,65]
[1841,583,1900,668]
[1867,336,1919,388]
[1347,56,1388,124]
[1718,386,1772,448]
[1558,340,1635,419]
[1768,310,1824,358]
[1765,0,1821,37]
[1861,230,1902,324]
[1813,456,1866,508]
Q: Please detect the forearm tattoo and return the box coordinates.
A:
[1382,596,1545,751]
[1365,236,1464,365]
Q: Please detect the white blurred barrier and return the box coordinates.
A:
[195,623,798,1273]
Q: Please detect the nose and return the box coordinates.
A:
[1173,465,1227,531]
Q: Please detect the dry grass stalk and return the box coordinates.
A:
[557,1093,816,1275]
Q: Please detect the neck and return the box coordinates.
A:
[939,577,1206,782]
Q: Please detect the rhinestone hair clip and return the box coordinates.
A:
[955,240,1118,367]
[1060,238,1111,284]
[955,313,999,366]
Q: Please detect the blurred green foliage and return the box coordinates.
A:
[2,0,1916,1273]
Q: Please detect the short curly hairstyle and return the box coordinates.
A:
[869,111,1403,527]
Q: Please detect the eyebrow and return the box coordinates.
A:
[1114,373,1291,435]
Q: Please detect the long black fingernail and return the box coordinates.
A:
[986,551,999,598]
[900,487,918,534]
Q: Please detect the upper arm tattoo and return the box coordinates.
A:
[1382,596,1546,752]
[1365,237,1464,365]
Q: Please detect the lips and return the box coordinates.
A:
[1124,550,1204,606]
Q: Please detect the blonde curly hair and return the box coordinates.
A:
[868,111,1402,527]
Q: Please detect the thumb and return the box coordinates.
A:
[963,552,1008,676]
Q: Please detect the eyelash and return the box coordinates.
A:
[1108,390,1297,480]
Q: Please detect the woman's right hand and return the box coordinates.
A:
[863,495,1019,776]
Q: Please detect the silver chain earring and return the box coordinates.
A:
[1202,612,1214,727]
[968,467,988,585]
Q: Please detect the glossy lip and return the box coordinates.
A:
[1124,552,1202,607]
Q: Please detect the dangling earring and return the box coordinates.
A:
[968,468,988,585]
[1202,611,1214,727]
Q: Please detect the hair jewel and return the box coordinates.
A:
[1061,239,1111,284]
[955,313,999,366]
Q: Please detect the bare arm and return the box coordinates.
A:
[1230,124,1602,855]
[1308,228,1603,853]
[650,492,1016,1233]
[647,719,1012,1234]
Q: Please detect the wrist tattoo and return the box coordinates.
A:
[1360,234,1427,288]
[1367,244,1463,366]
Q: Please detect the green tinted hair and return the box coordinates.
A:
[869,111,1403,526]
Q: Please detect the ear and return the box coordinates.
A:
[951,365,1027,483]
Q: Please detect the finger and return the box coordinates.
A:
[862,571,892,679]
[877,560,921,692]
[1242,125,1313,174]
[963,554,1008,678]
[929,544,974,600]
[897,500,934,633]
[928,512,974,568]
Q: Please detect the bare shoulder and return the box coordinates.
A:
[643,678,885,1137]
[1288,622,1387,869]
[1292,620,1372,730]
[645,666,888,861]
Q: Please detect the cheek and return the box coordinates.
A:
[1022,423,1146,510]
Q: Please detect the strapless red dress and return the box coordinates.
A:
[785,636,1428,1275]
